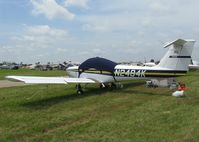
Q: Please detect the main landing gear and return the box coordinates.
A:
[76,82,124,95]
[100,82,123,89]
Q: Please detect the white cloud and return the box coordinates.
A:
[0,25,72,63]
[56,48,68,53]
[31,0,75,20]
[149,2,170,12]
[82,23,109,32]
[65,0,89,8]
[81,15,131,33]
[20,25,69,49]
[25,25,67,37]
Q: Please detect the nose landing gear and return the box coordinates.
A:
[76,84,83,95]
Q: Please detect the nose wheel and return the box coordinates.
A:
[76,84,83,95]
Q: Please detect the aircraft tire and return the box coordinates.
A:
[77,90,83,95]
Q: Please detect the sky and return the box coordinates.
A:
[0,0,199,64]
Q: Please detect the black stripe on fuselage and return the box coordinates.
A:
[144,74,184,78]
[114,69,187,78]
[80,70,113,76]
[169,56,191,58]
[145,70,187,73]
[76,69,187,78]
[145,70,187,77]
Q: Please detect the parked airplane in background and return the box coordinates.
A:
[143,62,156,67]
[7,39,195,94]
[0,64,19,70]
[142,59,157,67]
[189,60,199,70]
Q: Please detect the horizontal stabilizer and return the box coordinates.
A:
[6,76,95,84]
[164,39,194,48]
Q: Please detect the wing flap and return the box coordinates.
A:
[6,76,95,84]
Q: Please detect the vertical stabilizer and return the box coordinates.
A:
[157,39,195,71]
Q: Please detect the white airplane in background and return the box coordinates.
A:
[189,60,199,70]
[6,39,195,95]
[143,62,156,67]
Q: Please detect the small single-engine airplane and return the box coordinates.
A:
[6,39,195,95]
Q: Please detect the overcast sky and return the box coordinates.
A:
[0,0,199,64]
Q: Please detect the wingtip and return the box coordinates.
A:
[5,76,23,82]
[5,76,12,80]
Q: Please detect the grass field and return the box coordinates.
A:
[0,70,199,142]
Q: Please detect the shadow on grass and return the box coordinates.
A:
[121,89,171,97]
[123,80,173,97]
[122,81,145,89]
[21,81,162,109]
[22,88,108,109]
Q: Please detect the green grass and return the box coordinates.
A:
[0,71,199,142]
[0,69,66,80]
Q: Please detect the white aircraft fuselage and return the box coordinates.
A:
[67,64,186,83]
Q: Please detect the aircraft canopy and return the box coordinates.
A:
[79,57,117,73]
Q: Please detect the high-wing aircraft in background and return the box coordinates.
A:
[6,39,195,94]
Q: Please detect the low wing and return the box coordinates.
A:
[6,76,95,84]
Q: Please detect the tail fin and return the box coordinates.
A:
[157,39,195,71]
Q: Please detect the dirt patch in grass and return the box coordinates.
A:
[0,80,25,88]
